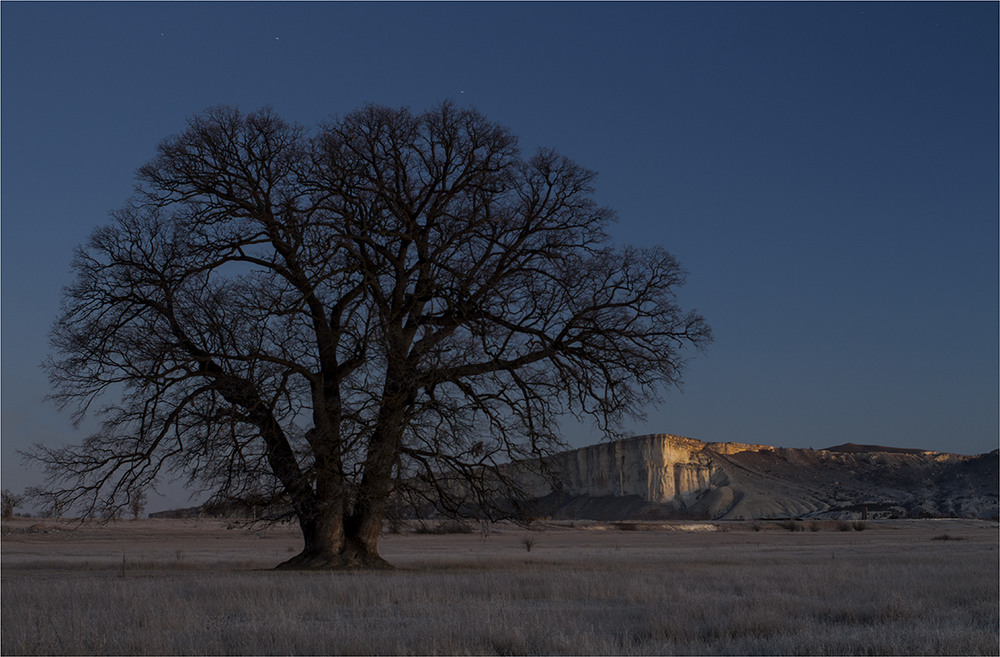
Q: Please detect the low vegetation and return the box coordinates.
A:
[932,533,967,541]
[2,519,997,655]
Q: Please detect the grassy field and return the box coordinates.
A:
[2,517,997,655]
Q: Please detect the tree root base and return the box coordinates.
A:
[275,550,394,570]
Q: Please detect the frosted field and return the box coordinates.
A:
[2,518,997,655]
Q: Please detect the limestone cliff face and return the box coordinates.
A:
[520,434,999,520]
[524,434,767,506]
[549,434,718,504]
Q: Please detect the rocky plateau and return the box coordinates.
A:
[515,434,999,521]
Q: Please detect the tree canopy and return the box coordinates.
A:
[29,102,711,568]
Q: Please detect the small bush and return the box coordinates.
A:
[836,521,852,531]
[521,536,536,552]
[750,521,762,532]
[778,520,802,532]
[931,533,966,541]
[615,522,640,531]
[809,521,821,532]
[852,521,867,531]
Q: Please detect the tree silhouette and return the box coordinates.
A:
[2,489,25,519]
[129,489,147,520]
[28,102,710,568]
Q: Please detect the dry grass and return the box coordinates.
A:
[2,518,998,655]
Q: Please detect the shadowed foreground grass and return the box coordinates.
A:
[2,520,998,655]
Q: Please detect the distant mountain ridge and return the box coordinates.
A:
[152,434,999,522]
[515,434,998,521]
[823,442,930,455]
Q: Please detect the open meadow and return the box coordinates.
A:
[2,517,997,655]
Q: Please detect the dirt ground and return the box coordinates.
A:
[2,516,996,572]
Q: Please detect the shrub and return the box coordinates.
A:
[931,534,966,541]
[778,520,802,532]
[852,521,867,531]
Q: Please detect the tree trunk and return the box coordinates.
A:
[278,374,407,570]
[341,518,389,568]
[276,497,391,570]
[276,504,340,569]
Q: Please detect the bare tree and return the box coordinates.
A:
[27,102,711,568]
[2,489,26,519]
[129,489,147,520]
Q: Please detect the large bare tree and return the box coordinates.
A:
[28,102,711,568]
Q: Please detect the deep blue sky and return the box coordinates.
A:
[3,2,997,510]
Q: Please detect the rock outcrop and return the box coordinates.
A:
[519,434,999,520]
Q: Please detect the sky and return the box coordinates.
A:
[2,2,997,512]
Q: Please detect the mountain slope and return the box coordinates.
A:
[518,434,998,520]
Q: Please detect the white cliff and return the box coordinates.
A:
[531,434,759,504]
[517,434,998,521]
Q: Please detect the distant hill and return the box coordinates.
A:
[151,434,999,522]
[514,434,999,521]
[149,499,288,520]
[823,442,928,455]
[149,506,204,520]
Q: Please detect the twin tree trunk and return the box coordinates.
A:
[284,472,400,569]
[283,504,389,570]
[278,385,410,569]
[279,458,394,570]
